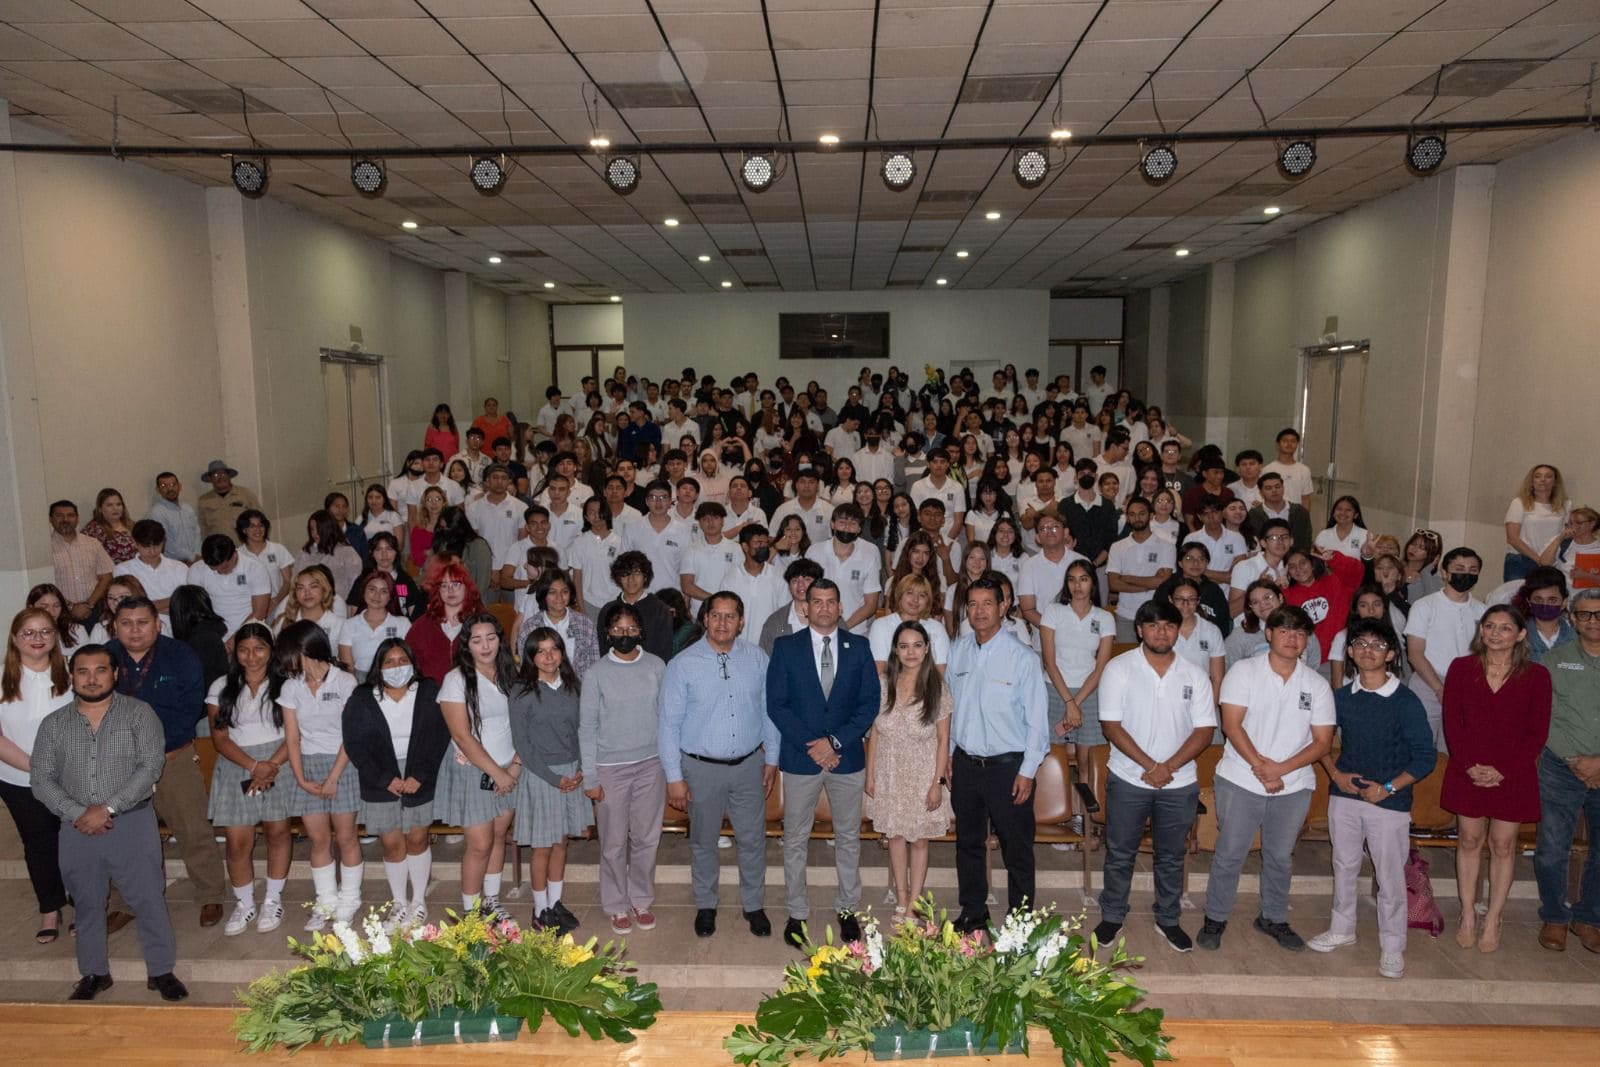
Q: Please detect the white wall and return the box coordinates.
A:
[624,290,1049,398]
[553,303,624,347]
[1049,297,1123,339]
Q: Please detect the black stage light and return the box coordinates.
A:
[470,155,508,195]
[741,151,776,193]
[1406,132,1446,176]
[231,157,268,198]
[604,154,641,195]
[1014,147,1049,188]
[351,157,386,197]
[1139,143,1178,185]
[881,150,916,191]
[1277,139,1316,180]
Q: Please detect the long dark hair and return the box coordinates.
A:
[214,622,282,731]
[363,637,417,690]
[1056,558,1102,608]
[884,620,945,725]
[1325,494,1367,530]
[303,509,346,553]
[273,619,336,676]
[431,403,457,433]
[2,607,68,703]
[360,483,398,525]
[514,626,581,698]
[451,612,514,736]
[169,585,225,642]
[25,583,79,648]
[431,505,479,558]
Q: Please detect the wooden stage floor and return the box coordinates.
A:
[1,1005,1593,1065]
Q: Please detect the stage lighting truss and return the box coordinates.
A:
[741,151,776,193]
[881,150,916,192]
[351,157,386,197]
[231,156,268,198]
[469,154,510,195]
[1013,147,1049,188]
[1406,131,1446,176]
[604,154,641,195]
[1276,139,1316,180]
[1139,142,1178,185]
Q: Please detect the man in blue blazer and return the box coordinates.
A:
[767,578,881,947]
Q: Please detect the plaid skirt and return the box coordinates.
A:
[438,751,516,829]
[291,751,361,816]
[207,740,292,826]
[513,760,593,849]
[359,757,436,834]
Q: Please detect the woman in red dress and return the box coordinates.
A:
[1440,605,1552,953]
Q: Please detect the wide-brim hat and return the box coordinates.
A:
[202,459,239,481]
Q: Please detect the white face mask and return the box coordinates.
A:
[381,666,413,689]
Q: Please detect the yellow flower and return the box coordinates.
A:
[557,936,595,967]
[321,934,341,953]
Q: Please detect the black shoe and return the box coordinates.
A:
[952,911,989,935]
[694,908,717,938]
[537,907,572,935]
[1156,923,1193,953]
[1196,918,1227,951]
[147,972,189,1002]
[68,974,112,1001]
[745,909,771,937]
[837,912,862,943]
[550,901,580,934]
[1253,915,1306,952]
[783,917,806,949]
[1091,919,1122,946]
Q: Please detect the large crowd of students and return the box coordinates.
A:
[4,363,1597,1004]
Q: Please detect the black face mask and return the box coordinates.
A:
[834,529,859,545]
[865,436,881,447]
[610,635,641,653]
[1078,474,1095,490]
[1447,572,1479,593]
[752,546,772,564]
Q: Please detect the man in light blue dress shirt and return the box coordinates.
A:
[658,590,780,940]
[946,573,1049,932]
[146,473,201,563]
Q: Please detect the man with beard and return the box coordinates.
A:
[1108,498,1175,642]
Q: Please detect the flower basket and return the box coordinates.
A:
[869,1019,1025,1059]
[360,1005,524,1048]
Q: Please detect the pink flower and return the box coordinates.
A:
[417,924,440,941]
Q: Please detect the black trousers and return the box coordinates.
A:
[0,778,67,914]
[952,749,1035,918]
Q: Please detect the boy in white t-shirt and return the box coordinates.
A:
[1261,428,1314,509]
[1403,547,1488,748]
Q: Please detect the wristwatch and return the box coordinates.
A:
[828,734,842,752]
[1382,780,1396,795]
[937,776,949,788]
[105,803,117,816]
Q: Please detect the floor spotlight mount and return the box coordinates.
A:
[741,150,776,193]
[1139,142,1178,185]
[469,154,510,195]
[230,155,268,198]
[881,149,916,192]
[1405,130,1447,176]
[350,157,386,197]
[1276,138,1316,180]
[1013,147,1048,188]
[604,153,641,195]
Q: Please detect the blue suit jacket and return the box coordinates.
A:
[766,628,881,776]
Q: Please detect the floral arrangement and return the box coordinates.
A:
[726,897,1170,1066]
[234,908,660,1052]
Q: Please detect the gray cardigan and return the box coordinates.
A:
[509,681,582,789]
[578,652,667,780]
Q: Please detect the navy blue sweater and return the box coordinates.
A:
[1330,678,1437,812]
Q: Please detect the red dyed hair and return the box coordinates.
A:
[422,560,483,622]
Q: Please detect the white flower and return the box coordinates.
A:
[863,918,884,972]
[363,913,393,956]
[993,910,1039,955]
[1033,930,1069,973]
[333,921,366,963]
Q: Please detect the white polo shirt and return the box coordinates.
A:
[467,494,525,568]
[1174,617,1225,669]
[546,502,585,553]
[1313,525,1370,560]
[910,475,966,522]
[1018,548,1086,610]
[1039,601,1114,688]
[1403,590,1486,676]
[568,529,622,607]
[188,555,271,638]
[401,475,464,509]
[718,559,787,636]
[621,515,691,595]
[1216,654,1336,796]
[1182,528,1249,594]
[1262,460,1314,502]
[205,674,282,749]
[278,666,360,756]
[805,538,883,635]
[682,537,741,611]
[868,612,951,666]
[770,496,834,546]
[340,612,412,676]
[1097,647,1217,789]
[1107,534,1176,621]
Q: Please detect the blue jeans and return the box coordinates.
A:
[1503,551,1537,583]
[1535,748,1600,926]
[1101,775,1198,926]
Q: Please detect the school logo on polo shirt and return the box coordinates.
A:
[850,569,862,581]
[235,574,248,586]
[266,553,279,564]
[1181,685,1193,702]
[383,626,399,638]
[1089,620,1101,635]
[321,691,341,702]
[1146,551,1159,563]
[1198,639,1211,652]
[1298,692,1313,710]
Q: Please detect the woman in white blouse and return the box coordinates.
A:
[0,607,74,943]
[1504,463,1570,583]
[360,484,406,544]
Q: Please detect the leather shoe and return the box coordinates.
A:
[952,911,989,935]
[147,972,189,1002]
[1538,922,1568,951]
[68,974,112,1001]
[837,912,862,943]
[693,908,716,938]
[199,903,224,928]
[745,909,772,937]
[105,911,134,935]
[783,917,806,949]
[1572,920,1600,954]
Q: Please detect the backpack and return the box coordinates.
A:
[1403,847,1445,937]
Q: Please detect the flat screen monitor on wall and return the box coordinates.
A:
[778,312,889,360]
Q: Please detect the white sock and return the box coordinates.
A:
[482,872,502,899]
[339,863,365,898]
[233,882,255,908]
[264,877,286,903]
[462,893,477,911]
[310,863,338,904]
[533,888,549,914]
[383,861,407,904]
[406,852,432,906]
[548,879,564,906]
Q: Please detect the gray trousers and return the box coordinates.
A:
[58,804,177,978]
[595,757,667,916]
[1204,776,1313,925]
[1102,776,1197,926]
[680,752,768,912]
[782,769,865,919]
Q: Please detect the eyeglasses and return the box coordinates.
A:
[1411,529,1441,543]
[608,628,641,638]
[1573,610,1600,623]
[437,580,464,590]
[17,629,55,640]
[1349,640,1391,652]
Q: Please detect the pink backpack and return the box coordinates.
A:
[1404,847,1445,937]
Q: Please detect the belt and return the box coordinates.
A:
[954,747,1023,767]
[684,748,761,767]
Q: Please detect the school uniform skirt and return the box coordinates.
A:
[439,752,516,829]
[359,757,436,834]
[207,740,292,825]
[291,751,361,816]
[1048,686,1105,746]
[513,759,593,849]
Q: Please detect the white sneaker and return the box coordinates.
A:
[481,896,511,924]
[304,900,335,931]
[381,900,407,934]
[334,896,362,924]
[884,886,898,906]
[224,903,257,936]
[717,835,732,850]
[257,899,284,933]
[1306,930,1358,953]
[409,901,428,927]
[1050,843,1075,852]
[1379,950,1405,979]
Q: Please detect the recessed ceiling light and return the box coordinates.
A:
[487,255,502,264]
[819,133,840,146]
[609,295,621,302]
[1050,128,1072,141]
[1263,205,1281,215]
[720,280,733,288]
[589,137,610,149]
[543,281,555,289]
[955,250,969,258]
[985,211,1001,221]
[663,217,679,227]
[1174,248,1190,257]
[935,278,948,286]
[697,254,711,262]
[400,220,418,230]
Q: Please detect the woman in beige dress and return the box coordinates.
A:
[863,620,953,921]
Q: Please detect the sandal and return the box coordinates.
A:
[35,909,64,945]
